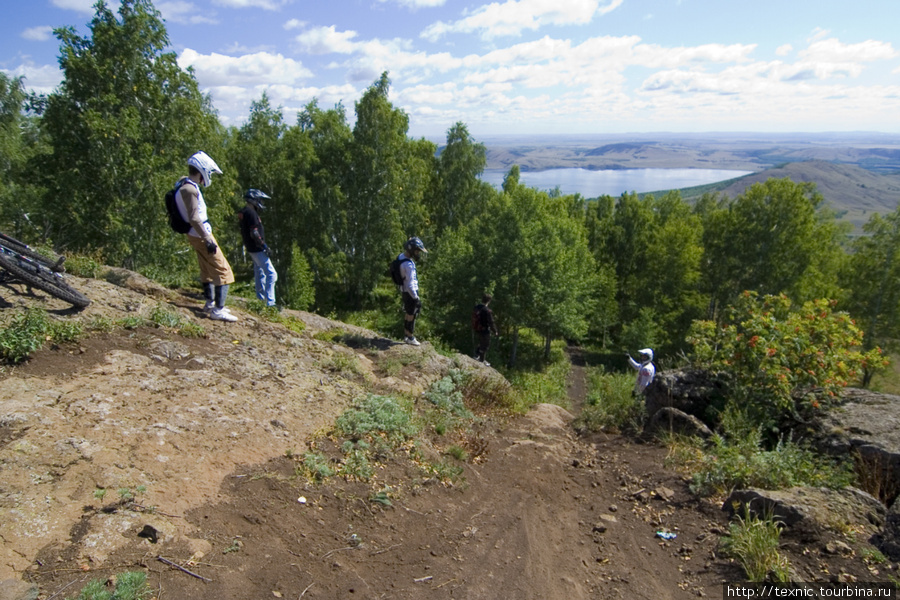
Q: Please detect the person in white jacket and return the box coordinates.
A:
[396,236,427,346]
[627,348,656,395]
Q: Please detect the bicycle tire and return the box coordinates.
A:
[0,252,90,308]
[0,232,64,271]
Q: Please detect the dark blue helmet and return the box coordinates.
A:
[404,236,428,255]
[243,188,271,210]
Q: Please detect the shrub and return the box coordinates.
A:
[721,507,790,583]
[665,425,855,497]
[687,292,886,431]
[301,452,334,482]
[0,308,84,363]
[335,394,418,444]
[574,369,643,433]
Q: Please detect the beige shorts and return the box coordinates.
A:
[188,234,235,286]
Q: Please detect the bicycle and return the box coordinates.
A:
[0,232,91,308]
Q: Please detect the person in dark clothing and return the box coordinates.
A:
[473,293,499,366]
[237,189,277,307]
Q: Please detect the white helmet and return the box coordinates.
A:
[639,348,654,361]
[187,151,222,187]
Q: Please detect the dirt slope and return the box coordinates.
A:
[0,271,894,599]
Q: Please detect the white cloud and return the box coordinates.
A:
[178,49,313,86]
[421,0,624,41]
[1,62,64,94]
[294,26,360,55]
[21,26,54,42]
[775,44,793,57]
[157,1,218,25]
[51,0,107,14]
[379,0,447,7]
[800,38,897,63]
[284,19,306,30]
[212,0,289,10]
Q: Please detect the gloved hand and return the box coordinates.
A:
[206,241,218,255]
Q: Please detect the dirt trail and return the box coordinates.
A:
[1,273,889,599]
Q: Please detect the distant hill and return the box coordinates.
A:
[481,132,900,173]
[669,161,900,230]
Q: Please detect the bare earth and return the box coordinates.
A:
[0,271,893,599]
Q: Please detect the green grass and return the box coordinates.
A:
[665,429,855,497]
[574,369,643,433]
[66,570,152,600]
[720,507,790,583]
[0,308,85,363]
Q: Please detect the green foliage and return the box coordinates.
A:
[0,308,84,363]
[335,394,418,444]
[586,191,704,354]
[666,427,854,497]
[687,292,886,431]
[64,253,104,278]
[148,303,206,338]
[300,452,334,482]
[506,355,571,412]
[841,204,900,385]
[720,508,790,583]
[574,370,643,433]
[66,570,151,600]
[41,0,225,276]
[699,178,846,314]
[283,243,315,310]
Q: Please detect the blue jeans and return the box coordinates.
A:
[249,251,277,306]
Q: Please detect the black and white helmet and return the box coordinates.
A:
[187,151,222,187]
[243,188,271,210]
[404,236,428,255]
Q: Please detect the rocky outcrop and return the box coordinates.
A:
[723,486,885,534]
[642,368,728,432]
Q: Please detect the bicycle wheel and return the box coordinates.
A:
[0,232,65,271]
[0,251,90,308]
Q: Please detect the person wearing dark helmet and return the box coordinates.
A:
[175,151,237,322]
[238,189,277,307]
[395,236,427,346]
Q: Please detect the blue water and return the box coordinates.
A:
[479,167,752,198]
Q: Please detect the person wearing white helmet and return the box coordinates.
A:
[626,348,656,395]
[175,151,237,322]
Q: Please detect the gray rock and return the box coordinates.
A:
[0,579,39,600]
[643,368,728,426]
[645,406,713,439]
[723,486,884,533]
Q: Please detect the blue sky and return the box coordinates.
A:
[2,0,899,139]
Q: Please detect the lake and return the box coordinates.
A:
[479,167,752,198]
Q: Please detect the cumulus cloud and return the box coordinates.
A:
[775,44,793,57]
[284,19,306,30]
[294,26,360,55]
[800,38,897,63]
[421,0,624,41]
[178,49,313,86]
[51,0,114,14]
[1,62,64,94]
[212,0,289,10]
[157,1,218,25]
[378,0,447,6]
[21,26,54,42]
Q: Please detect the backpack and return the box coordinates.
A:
[471,304,487,331]
[165,182,191,234]
[389,257,411,286]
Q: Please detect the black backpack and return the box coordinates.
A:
[165,182,191,234]
[471,304,487,331]
[389,257,411,286]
